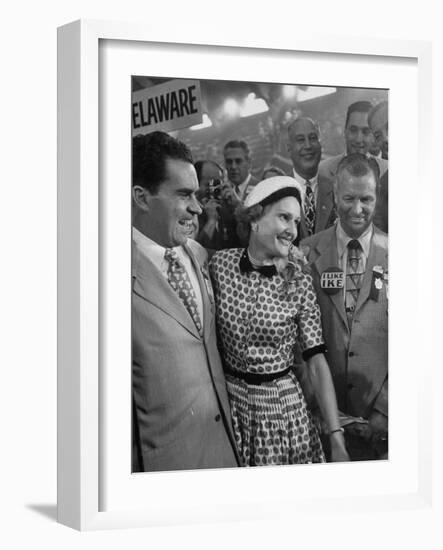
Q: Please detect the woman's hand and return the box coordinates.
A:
[306,353,350,462]
[329,430,350,462]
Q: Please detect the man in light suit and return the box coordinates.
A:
[302,153,388,461]
[287,117,337,239]
[132,131,239,472]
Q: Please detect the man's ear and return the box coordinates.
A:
[332,180,339,205]
[132,185,151,212]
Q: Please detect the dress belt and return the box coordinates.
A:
[224,366,292,385]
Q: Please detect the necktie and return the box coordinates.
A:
[304,180,316,235]
[345,239,363,326]
[164,248,203,334]
[234,183,241,201]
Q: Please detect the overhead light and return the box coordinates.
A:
[190,113,213,131]
[239,93,269,118]
[297,86,336,102]
[282,85,297,100]
[224,98,240,117]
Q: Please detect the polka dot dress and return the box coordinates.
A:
[210,248,325,466]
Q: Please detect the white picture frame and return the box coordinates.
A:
[57,19,433,531]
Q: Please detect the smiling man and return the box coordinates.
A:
[287,117,336,238]
[131,131,239,472]
[368,100,388,160]
[367,101,389,232]
[301,153,388,462]
[319,101,388,187]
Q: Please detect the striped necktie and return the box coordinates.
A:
[164,248,203,334]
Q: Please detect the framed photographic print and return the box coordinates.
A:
[57,19,432,530]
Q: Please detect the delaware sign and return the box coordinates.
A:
[132,79,203,136]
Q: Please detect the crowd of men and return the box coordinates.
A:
[132,98,389,471]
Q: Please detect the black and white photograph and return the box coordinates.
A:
[131,76,389,473]
[3,0,437,542]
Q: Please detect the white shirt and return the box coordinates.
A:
[292,169,318,211]
[336,221,373,302]
[132,227,204,322]
[232,173,252,202]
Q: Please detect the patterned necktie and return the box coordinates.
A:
[345,239,364,326]
[304,180,316,235]
[164,248,203,334]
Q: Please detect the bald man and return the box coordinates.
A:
[287,117,336,238]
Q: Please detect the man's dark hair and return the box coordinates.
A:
[223,139,250,159]
[345,100,374,128]
[194,159,224,183]
[132,131,193,192]
[336,153,380,192]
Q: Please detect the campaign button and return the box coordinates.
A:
[320,267,344,295]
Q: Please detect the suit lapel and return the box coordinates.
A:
[355,228,388,314]
[132,246,201,339]
[313,228,349,331]
[315,174,334,232]
[299,210,308,239]
[184,242,214,339]
[243,175,258,201]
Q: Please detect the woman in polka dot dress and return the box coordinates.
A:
[209,177,349,466]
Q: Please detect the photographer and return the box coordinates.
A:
[194,160,242,251]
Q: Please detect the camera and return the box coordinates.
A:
[207,178,223,201]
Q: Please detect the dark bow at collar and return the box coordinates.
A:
[239,249,277,278]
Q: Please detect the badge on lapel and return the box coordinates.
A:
[369,266,386,301]
[320,267,344,295]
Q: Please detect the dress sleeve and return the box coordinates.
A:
[297,273,325,358]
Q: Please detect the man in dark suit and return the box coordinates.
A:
[319,100,389,234]
[194,159,241,251]
[132,131,239,472]
[319,101,388,181]
[369,101,389,232]
[302,153,388,461]
[223,139,259,202]
[368,100,388,161]
[287,117,337,238]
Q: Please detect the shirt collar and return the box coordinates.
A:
[336,221,373,261]
[232,173,252,195]
[291,168,318,191]
[132,226,184,272]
